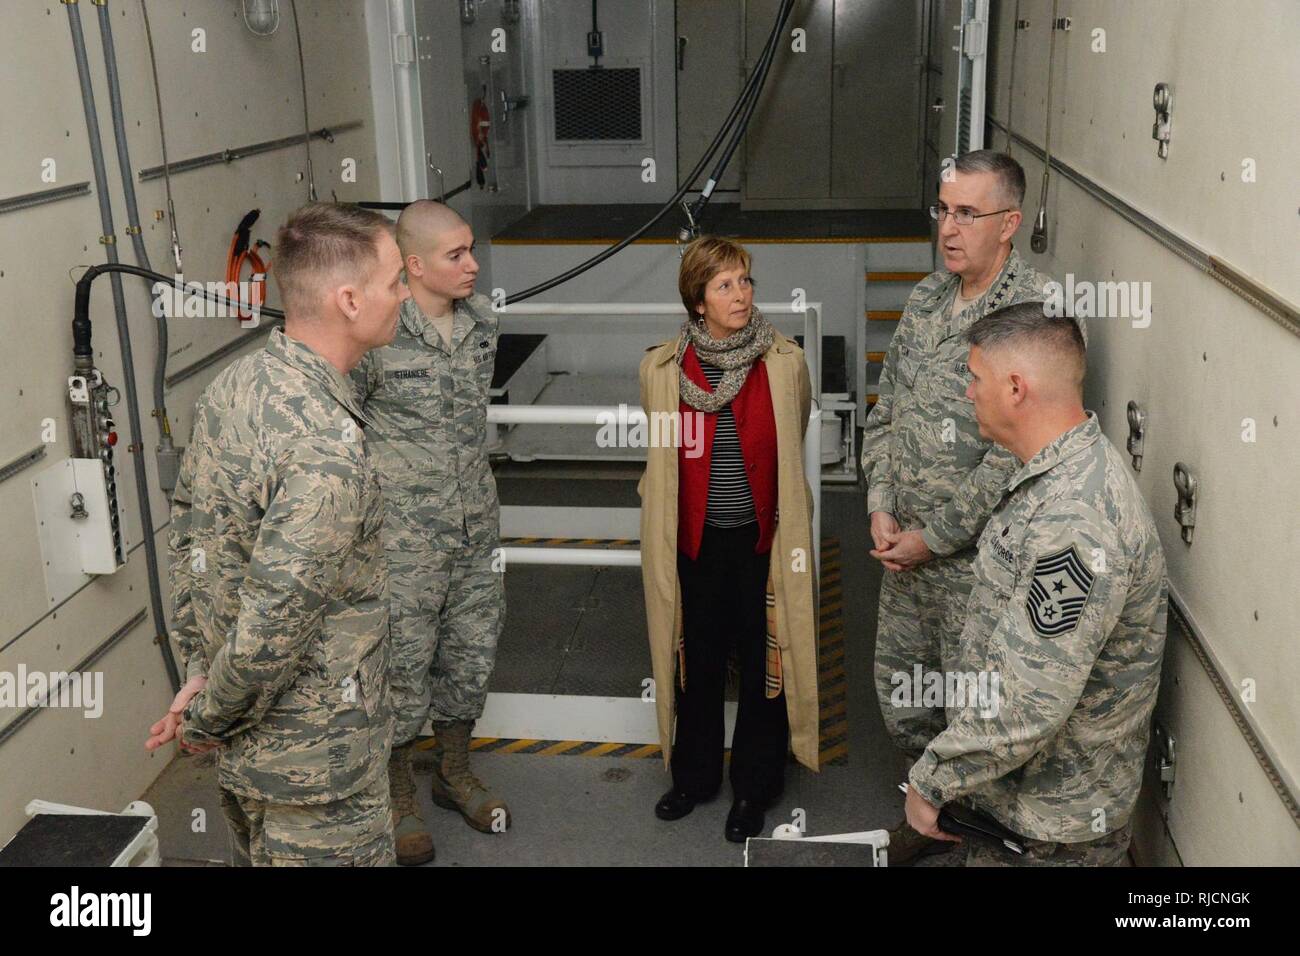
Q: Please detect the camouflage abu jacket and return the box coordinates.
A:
[861,247,1078,556]
[169,328,393,804]
[351,293,500,552]
[909,414,1168,842]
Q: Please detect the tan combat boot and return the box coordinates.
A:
[388,742,436,866]
[429,720,511,834]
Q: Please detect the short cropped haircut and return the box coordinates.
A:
[967,301,1087,390]
[272,202,394,314]
[951,149,1027,208]
[678,236,752,317]
[395,199,467,259]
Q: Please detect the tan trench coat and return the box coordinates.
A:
[637,331,820,772]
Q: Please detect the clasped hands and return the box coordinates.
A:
[145,675,220,754]
[869,511,934,571]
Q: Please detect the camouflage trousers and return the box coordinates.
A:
[219,774,395,867]
[965,822,1133,867]
[388,535,505,745]
[873,552,975,757]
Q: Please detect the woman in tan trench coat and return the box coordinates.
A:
[637,237,819,843]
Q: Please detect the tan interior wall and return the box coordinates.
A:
[0,0,380,846]
[986,0,1300,864]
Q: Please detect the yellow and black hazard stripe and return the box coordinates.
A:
[500,536,638,549]
[438,536,850,765]
[818,538,849,766]
[414,737,663,758]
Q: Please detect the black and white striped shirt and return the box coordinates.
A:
[700,363,756,527]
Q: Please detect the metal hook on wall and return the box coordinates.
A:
[1173,462,1197,544]
[1126,400,1146,472]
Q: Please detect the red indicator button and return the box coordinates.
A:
[106,432,118,446]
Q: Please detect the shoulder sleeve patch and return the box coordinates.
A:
[1026,544,1095,638]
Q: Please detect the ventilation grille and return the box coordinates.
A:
[552,67,642,141]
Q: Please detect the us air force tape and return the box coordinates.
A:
[1027,545,1094,638]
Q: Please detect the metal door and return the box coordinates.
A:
[830,0,924,204]
[676,0,744,194]
[742,0,832,200]
[414,0,472,199]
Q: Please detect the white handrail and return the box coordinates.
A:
[486,405,646,426]
[489,300,823,573]
[499,547,641,567]
[489,404,821,575]
[495,300,823,401]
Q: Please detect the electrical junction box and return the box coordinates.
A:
[32,458,129,607]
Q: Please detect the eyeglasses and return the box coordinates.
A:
[929,204,1014,226]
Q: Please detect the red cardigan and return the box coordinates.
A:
[678,344,778,560]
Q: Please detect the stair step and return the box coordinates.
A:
[865,351,886,363]
[867,310,903,321]
[866,271,928,282]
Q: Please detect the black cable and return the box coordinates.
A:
[683,0,793,230]
[75,263,286,326]
[504,0,794,305]
[676,31,780,241]
[71,265,484,478]
[66,0,180,693]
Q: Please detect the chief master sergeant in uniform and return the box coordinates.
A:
[352,200,508,866]
[905,301,1167,866]
[146,203,409,866]
[860,150,1082,862]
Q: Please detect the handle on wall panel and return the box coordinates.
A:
[426,154,445,202]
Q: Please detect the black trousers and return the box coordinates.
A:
[672,522,789,803]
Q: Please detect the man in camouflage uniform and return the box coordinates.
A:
[905,302,1167,866]
[153,203,408,865]
[861,151,1078,862]
[352,200,507,865]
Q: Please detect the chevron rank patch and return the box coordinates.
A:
[1027,545,1094,638]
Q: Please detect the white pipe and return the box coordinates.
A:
[500,547,641,567]
[487,405,646,426]
[491,405,821,578]
[494,301,823,400]
[805,404,822,577]
[487,301,823,573]
[805,303,822,400]
[494,301,820,315]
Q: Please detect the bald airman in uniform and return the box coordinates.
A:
[352,201,508,865]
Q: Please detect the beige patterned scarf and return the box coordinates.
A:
[675,306,775,412]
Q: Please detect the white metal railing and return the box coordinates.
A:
[496,301,823,400]
[488,404,821,572]
[489,301,824,572]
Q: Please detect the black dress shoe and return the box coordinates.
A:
[725,798,766,842]
[654,789,698,821]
